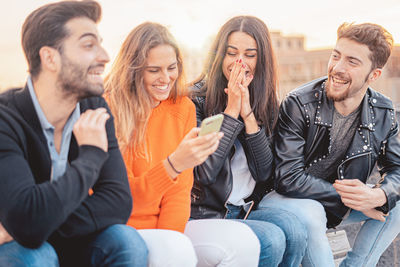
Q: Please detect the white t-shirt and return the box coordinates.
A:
[227,139,256,206]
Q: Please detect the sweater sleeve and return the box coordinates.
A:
[157,101,196,232]
[157,169,193,232]
[126,98,196,233]
[126,161,192,233]
[127,160,180,205]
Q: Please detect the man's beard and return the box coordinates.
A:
[325,74,351,102]
[57,55,104,100]
[325,71,352,102]
[325,71,369,102]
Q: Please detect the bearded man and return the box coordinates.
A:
[0,1,147,266]
[259,22,400,267]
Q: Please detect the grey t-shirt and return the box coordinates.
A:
[306,106,361,183]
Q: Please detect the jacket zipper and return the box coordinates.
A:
[367,132,372,176]
[337,152,371,179]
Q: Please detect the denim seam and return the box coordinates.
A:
[362,214,391,266]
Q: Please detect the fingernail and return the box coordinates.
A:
[239,59,242,63]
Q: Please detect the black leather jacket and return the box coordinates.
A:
[275,77,400,227]
[190,93,274,219]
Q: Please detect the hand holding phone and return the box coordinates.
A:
[165,115,224,178]
[198,114,224,136]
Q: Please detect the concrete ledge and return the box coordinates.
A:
[327,230,351,257]
[327,230,351,267]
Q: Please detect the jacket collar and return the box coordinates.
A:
[13,84,48,143]
[314,81,334,127]
[12,83,84,163]
[359,90,375,131]
[315,80,377,132]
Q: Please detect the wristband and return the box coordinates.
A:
[167,156,181,174]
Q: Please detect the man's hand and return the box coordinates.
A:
[73,108,110,152]
[361,208,387,222]
[333,179,387,212]
[0,223,13,245]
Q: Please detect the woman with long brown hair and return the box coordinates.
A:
[105,22,261,267]
[187,16,308,266]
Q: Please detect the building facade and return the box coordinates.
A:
[273,31,400,104]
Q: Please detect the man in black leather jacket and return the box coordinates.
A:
[259,23,400,267]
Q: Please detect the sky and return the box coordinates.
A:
[0,0,399,89]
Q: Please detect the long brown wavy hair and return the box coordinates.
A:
[105,22,187,154]
[192,16,279,135]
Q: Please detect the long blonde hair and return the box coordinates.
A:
[105,22,187,155]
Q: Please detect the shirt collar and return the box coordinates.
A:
[27,76,80,131]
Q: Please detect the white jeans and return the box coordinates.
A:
[138,229,197,267]
[184,219,260,267]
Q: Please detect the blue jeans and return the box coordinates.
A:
[260,191,400,267]
[0,241,58,267]
[339,207,400,267]
[226,204,307,267]
[0,224,148,267]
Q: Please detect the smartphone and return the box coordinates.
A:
[198,114,224,136]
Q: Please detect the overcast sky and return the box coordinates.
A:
[1,0,399,88]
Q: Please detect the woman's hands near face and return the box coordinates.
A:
[238,73,259,133]
[224,60,259,133]
[239,73,253,119]
[224,59,255,121]
[224,59,246,118]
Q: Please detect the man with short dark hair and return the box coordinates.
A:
[0,1,148,266]
[259,22,400,266]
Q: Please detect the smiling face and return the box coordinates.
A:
[326,38,374,102]
[222,31,257,81]
[143,44,179,107]
[57,17,110,99]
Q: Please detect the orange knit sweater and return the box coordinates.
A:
[122,97,196,233]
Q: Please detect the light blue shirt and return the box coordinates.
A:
[27,77,80,181]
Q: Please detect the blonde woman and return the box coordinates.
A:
[105,22,260,267]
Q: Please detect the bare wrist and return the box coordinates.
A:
[224,108,239,118]
[167,155,181,174]
[244,113,259,134]
[169,153,185,172]
[373,188,387,207]
[163,159,178,179]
